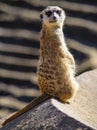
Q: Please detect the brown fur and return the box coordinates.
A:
[37,23,78,103]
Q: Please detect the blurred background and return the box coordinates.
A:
[0,0,97,120]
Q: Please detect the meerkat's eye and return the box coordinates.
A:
[56,10,61,16]
[45,11,52,17]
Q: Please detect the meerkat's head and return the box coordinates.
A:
[40,6,66,28]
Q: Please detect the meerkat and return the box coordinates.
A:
[37,5,79,103]
[2,6,78,126]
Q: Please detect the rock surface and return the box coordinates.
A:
[0,69,97,130]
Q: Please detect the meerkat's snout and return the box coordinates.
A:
[45,10,60,23]
[40,6,66,27]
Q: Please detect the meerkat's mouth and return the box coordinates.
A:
[49,20,58,23]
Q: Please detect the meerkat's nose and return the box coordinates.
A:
[53,13,58,21]
[53,16,57,20]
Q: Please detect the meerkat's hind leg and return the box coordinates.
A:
[57,90,76,104]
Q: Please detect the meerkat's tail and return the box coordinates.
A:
[2,94,50,126]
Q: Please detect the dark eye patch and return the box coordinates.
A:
[56,10,61,16]
[45,11,52,17]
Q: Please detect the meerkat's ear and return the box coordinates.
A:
[40,13,43,20]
